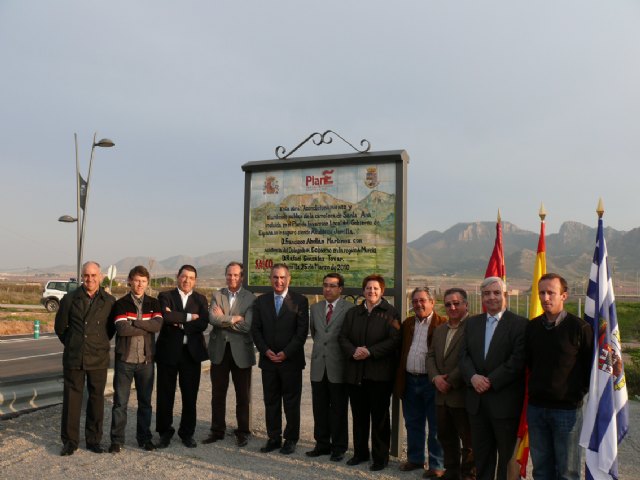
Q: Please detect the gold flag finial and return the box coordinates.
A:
[539,202,547,221]
[497,208,502,223]
[596,198,604,218]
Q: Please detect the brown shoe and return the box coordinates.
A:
[400,461,424,471]
[423,469,445,478]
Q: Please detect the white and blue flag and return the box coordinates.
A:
[579,217,629,480]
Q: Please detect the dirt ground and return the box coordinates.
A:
[0,311,55,335]
[1,341,638,479]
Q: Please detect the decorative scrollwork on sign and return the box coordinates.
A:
[275,130,371,159]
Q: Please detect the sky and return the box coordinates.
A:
[1,1,639,272]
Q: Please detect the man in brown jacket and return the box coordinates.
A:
[427,288,475,480]
[395,287,446,477]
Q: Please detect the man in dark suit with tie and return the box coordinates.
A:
[155,265,209,449]
[203,261,256,447]
[251,263,309,455]
[459,276,527,480]
[306,273,353,462]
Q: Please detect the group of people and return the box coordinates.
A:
[54,260,594,480]
[54,261,210,455]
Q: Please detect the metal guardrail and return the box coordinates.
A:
[0,373,67,415]
[0,362,211,417]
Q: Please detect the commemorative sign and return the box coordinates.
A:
[241,150,409,295]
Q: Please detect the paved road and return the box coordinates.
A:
[0,333,63,378]
[0,333,115,380]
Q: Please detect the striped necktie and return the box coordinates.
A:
[326,303,333,324]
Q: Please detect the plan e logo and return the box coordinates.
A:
[305,169,334,189]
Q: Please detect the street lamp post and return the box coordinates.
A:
[58,133,115,282]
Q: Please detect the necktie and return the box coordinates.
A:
[326,303,333,324]
[229,291,237,310]
[275,295,283,315]
[484,315,498,358]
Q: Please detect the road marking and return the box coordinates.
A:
[0,352,62,362]
[0,336,57,344]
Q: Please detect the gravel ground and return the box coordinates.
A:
[1,342,638,479]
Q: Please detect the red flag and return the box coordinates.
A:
[485,212,506,280]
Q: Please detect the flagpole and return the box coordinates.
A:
[514,203,548,480]
[580,197,629,480]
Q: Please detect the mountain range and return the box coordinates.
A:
[28,221,639,281]
[409,221,639,279]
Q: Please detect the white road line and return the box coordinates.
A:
[0,336,57,344]
[0,352,62,362]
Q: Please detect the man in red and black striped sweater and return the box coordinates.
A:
[108,265,163,453]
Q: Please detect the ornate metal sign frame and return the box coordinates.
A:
[241,146,409,306]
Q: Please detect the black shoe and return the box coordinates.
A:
[60,442,77,456]
[236,433,249,447]
[156,436,171,449]
[346,455,369,466]
[86,443,105,454]
[330,451,345,462]
[139,441,156,451]
[370,463,386,471]
[181,437,197,448]
[306,447,331,457]
[260,438,282,453]
[279,439,296,455]
[202,432,225,444]
[108,443,121,453]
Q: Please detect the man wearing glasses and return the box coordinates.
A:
[395,287,446,477]
[306,273,354,462]
[427,288,475,480]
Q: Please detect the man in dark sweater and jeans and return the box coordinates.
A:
[525,273,593,480]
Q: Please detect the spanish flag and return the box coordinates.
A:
[515,204,547,479]
[528,206,546,318]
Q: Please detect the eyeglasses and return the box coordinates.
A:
[323,283,340,288]
[444,301,462,308]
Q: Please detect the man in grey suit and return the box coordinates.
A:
[460,277,527,480]
[306,273,353,462]
[427,288,475,480]
[203,262,256,447]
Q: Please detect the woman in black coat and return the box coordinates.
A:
[338,274,401,471]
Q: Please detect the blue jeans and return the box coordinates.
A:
[110,359,155,445]
[402,374,444,469]
[527,404,582,480]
